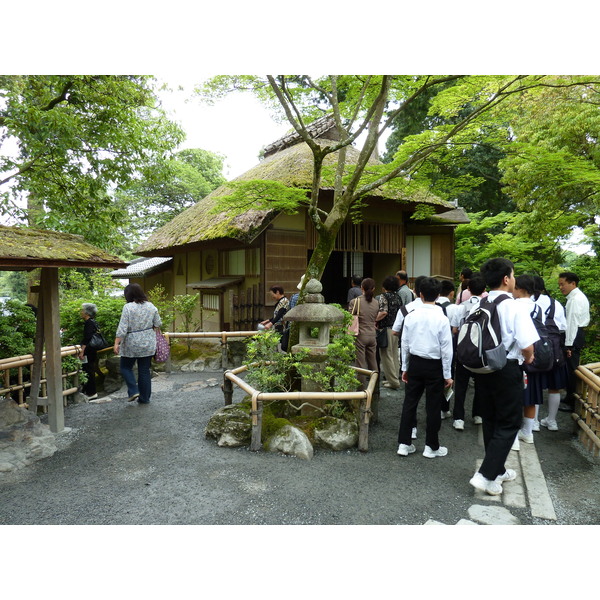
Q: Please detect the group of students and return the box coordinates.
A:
[350,258,589,497]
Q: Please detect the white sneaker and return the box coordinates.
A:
[518,429,534,444]
[495,468,517,483]
[511,437,520,452]
[540,418,559,431]
[440,411,452,420]
[423,445,448,458]
[411,427,417,440]
[532,420,540,432]
[397,443,416,456]
[470,472,503,496]
[473,416,483,425]
[453,419,464,431]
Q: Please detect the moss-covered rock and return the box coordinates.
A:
[205,404,252,447]
[313,416,359,451]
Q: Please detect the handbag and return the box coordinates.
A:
[347,298,360,336]
[87,327,109,350]
[376,326,388,348]
[154,328,170,363]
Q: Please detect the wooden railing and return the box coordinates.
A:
[573,362,600,457]
[0,345,86,409]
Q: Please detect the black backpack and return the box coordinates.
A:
[542,298,566,368]
[456,294,510,373]
[524,304,554,373]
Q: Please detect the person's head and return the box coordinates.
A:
[558,272,579,296]
[480,258,515,292]
[382,275,399,293]
[439,279,455,299]
[514,274,536,299]
[467,275,486,297]
[532,275,547,299]
[80,303,97,319]
[351,275,363,287]
[361,277,376,302]
[396,270,409,285]
[124,283,148,304]
[420,277,442,302]
[460,268,473,282]
[413,275,427,297]
[269,285,285,299]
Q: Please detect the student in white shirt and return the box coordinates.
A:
[533,275,569,431]
[436,279,459,418]
[452,275,487,430]
[397,277,453,459]
[558,271,590,411]
[469,258,539,496]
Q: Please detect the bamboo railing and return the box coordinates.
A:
[0,345,86,409]
[223,364,379,452]
[572,362,600,457]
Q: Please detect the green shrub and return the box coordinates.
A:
[0,299,37,359]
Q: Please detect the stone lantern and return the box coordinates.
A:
[283,279,344,411]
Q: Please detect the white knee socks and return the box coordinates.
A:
[522,417,534,436]
[547,392,561,422]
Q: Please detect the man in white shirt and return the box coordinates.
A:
[558,271,590,411]
[397,277,454,459]
[469,258,539,496]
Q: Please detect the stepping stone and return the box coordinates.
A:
[468,504,520,525]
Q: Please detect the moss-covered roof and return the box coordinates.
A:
[135,140,454,256]
[0,226,126,270]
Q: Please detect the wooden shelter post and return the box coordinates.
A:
[41,268,64,432]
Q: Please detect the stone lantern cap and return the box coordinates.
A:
[283,278,344,323]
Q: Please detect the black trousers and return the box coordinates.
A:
[453,362,482,421]
[398,354,444,450]
[565,327,586,404]
[475,360,522,481]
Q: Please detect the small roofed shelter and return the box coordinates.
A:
[0,225,125,432]
[134,115,469,331]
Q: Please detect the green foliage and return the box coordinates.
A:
[0,299,37,359]
[59,296,125,347]
[0,271,28,301]
[114,148,226,248]
[59,268,124,303]
[565,254,600,364]
[244,330,309,392]
[172,293,200,349]
[0,75,184,253]
[455,211,563,278]
[146,284,175,330]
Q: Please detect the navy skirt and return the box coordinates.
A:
[545,360,569,391]
[523,369,545,406]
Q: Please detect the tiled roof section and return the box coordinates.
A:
[109,256,172,277]
[263,114,337,157]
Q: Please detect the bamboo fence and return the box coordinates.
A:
[572,362,600,457]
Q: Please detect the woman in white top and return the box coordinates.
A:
[114,283,162,404]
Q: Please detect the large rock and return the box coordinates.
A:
[267,425,314,460]
[0,398,57,472]
[313,417,359,451]
[205,405,252,447]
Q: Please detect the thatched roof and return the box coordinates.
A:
[0,226,126,270]
[135,139,454,256]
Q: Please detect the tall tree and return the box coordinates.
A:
[114,148,227,250]
[201,75,600,288]
[0,75,184,251]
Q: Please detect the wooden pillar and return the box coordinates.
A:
[41,268,64,433]
[28,289,45,413]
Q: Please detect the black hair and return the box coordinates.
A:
[361,277,376,302]
[396,270,409,283]
[382,275,399,292]
[420,277,442,302]
[515,274,536,296]
[558,271,579,285]
[413,275,427,297]
[480,258,514,290]
[439,279,455,297]
[124,283,148,304]
[269,285,285,295]
[461,268,473,279]
[467,275,486,296]
[351,275,363,286]
[532,275,547,300]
